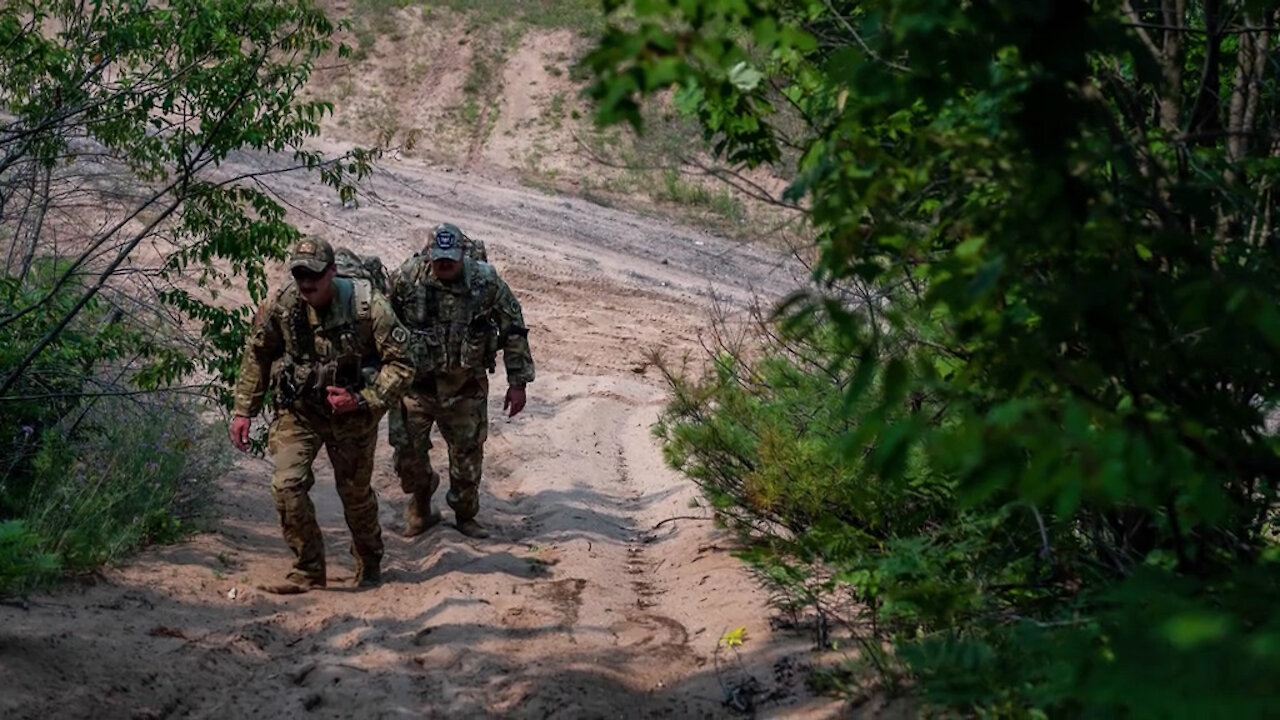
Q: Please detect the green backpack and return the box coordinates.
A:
[334,247,390,295]
[462,231,487,263]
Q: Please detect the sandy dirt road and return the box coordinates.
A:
[0,149,855,719]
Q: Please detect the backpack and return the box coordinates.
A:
[460,231,487,263]
[334,247,390,295]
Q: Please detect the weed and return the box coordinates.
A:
[462,54,494,97]
[334,77,355,101]
[0,521,59,594]
[2,395,227,590]
[546,91,567,129]
[459,97,480,125]
[431,0,602,34]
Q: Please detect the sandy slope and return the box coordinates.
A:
[0,149,861,718]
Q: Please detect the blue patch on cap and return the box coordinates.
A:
[435,230,457,249]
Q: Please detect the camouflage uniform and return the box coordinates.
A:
[233,238,413,588]
[387,224,534,533]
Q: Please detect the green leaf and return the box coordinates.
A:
[1163,613,1231,649]
[719,625,748,647]
[727,61,763,91]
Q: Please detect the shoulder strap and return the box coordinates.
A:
[410,255,438,326]
[470,260,498,308]
[279,283,316,362]
[351,278,373,321]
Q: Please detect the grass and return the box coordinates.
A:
[347,0,602,63]
[0,394,229,594]
[545,91,567,129]
[655,169,745,222]
[354,93,401,146]
[349,0,424,59]
[431,0,603,34]
[447,24,519,148]
[355,0,418,10]
[461,46,495,96]
[565,109,749,231]
[333,77,355,101]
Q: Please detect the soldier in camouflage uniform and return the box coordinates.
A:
[229,237,414,594]
[387,223,535,539]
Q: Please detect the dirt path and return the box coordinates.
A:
[0,152,845,719]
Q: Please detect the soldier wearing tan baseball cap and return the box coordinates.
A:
[289,236,336,274]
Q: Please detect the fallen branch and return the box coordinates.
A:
[653,515,711,529]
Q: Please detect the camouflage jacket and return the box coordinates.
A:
[232,278,414,418]
[388,256,535,387]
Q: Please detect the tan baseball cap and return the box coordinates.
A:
[288,237,335,274]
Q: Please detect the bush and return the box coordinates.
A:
[1,253,227,592]
[0,394,227,592]
[0,520,60,595]
[591,0,1280,714]
[656,316,1280,716]
[0,390,228,593]
[21,397,226,571]
[0,0,365,593]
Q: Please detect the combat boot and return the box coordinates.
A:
[354,555,381,588]
[402,492,441,538]
[257,570,326,595]
[456,518,491,539]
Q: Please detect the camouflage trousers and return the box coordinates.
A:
[267,407,385,584]
[388,374,489,521]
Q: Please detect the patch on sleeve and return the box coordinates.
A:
[391,326,409,345]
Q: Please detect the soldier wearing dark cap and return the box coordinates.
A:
[387,224,535,539]
[229,237,414,594]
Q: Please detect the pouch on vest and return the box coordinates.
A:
[460,316,497,372]
[409,326,446,374]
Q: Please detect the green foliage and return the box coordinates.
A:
[0,0,374,405]
[348,0,604,55]
[433,0,603,32]
[0,257,169,518]
[25,398,219,566]
[1,0,364,585]
[593,0,1280,714]
[0,394,227,592]
[0,520,60,595]
[659,319,1280,715]
[657,327,1062,688]
[654,169,744,221]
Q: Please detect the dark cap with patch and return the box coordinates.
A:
[289,237,335,274]
[428,223,465,262]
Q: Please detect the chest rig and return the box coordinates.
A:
[274,280,377,410]
[400,257,498,375]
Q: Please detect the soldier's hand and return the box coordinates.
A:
[326,386,362,415]
[230,415,252,452]
[504,385,526,418]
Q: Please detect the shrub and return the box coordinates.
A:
[0,520,60,595]
[656,312,1280,716]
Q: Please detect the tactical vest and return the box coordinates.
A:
[274,279,380,407]
[397,257,500,375]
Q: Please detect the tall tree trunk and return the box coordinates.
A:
[1187,0,1224,140]
[1157,0,1188,133]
